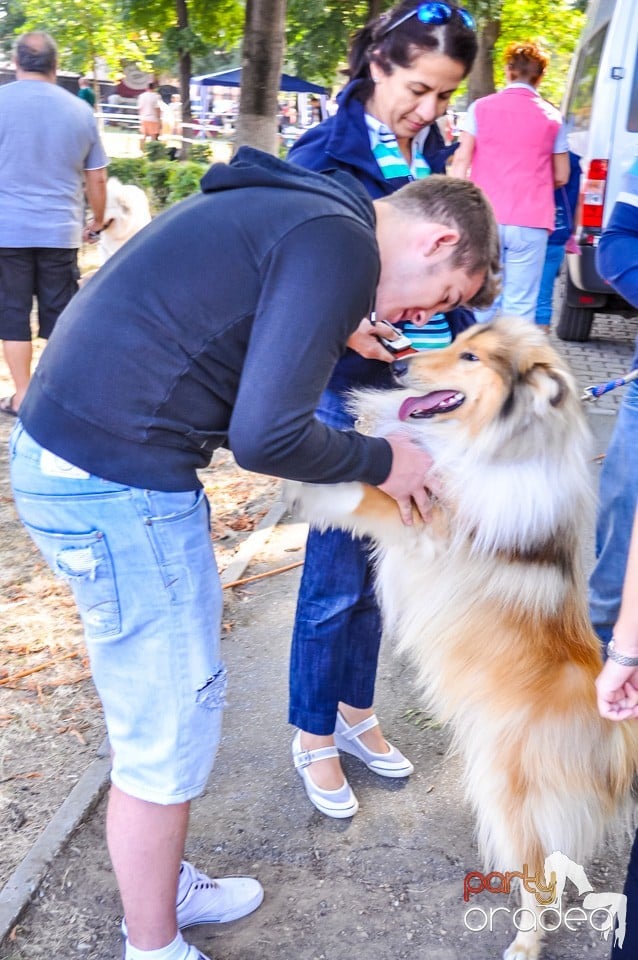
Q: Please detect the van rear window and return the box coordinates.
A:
[628,47,638,131]
[565,25,608,133]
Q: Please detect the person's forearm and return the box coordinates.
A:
[449,133,474,179]
[553,152,570,188]
[85,167,108,227]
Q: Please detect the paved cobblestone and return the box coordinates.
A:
[549,305,638,416]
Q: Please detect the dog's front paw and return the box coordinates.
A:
[503,936,542,960]
[287,480,365,531]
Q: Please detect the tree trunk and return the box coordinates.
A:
[467,18,501,103]
[235,0,287,154]
[367,0,384,19]
[176,0,192,158]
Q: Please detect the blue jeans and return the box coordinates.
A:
[535,242,566,326]
[612,827,638,958]
[589,376,638,645]
[475,224,549,323]
[10,425,226,805]
[588,363,638,958]
[289,388,382,735]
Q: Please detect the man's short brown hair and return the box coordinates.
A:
[382,175,500,309]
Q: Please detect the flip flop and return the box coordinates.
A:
[0,395,18,417]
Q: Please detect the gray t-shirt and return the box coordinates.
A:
[0,79,108,248]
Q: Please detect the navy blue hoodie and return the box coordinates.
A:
[19,148,392,491]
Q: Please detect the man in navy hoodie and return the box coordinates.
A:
[10,147,498,960]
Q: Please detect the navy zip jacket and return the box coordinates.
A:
[19,147,393,492]
[289,80,473,392]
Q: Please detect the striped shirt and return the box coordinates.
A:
[365,114,431,182]
[403,314,452,351]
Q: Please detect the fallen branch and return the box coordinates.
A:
[1,771,43,783]
[223,559,303,590]
[0,650,79,686]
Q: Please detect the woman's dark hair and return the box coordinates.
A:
[348,1,477,93]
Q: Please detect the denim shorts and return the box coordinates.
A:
[9,424,226,805]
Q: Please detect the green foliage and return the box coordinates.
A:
[188,142,213,164]
[105,156,205,211]
[122,0,244,76]
[144,160,174,212]
[403,708,441,731]
[468,0,586,105]
[144,139,171,162]
[286,0,395,89]
[286,0,586,101]
[162,24,209,59]
[0,0,26,56]
[107,156,148,189]
[167,161,207,203]
[20,0,159,75]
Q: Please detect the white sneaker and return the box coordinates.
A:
[176,860,264,926]
[121,860,264,940]
[183,948,213,960]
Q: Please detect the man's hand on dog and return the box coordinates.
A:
[378,435,441,526]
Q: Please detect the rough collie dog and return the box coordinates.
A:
[293,318,638,959]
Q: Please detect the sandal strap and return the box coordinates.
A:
[338,713,380,741]
[293,744,340,769]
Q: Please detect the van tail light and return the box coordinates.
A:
[580,159,608,229]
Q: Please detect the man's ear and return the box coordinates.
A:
[420,224,460,261]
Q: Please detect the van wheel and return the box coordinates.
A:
[556,298,594,342]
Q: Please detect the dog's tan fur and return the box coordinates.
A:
[294,318,638,959]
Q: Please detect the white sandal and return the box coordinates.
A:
[292,730,359,818]
[334,712,414,778]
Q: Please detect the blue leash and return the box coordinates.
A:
[581,367,638,401]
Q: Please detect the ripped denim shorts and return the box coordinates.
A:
[9,424,226,805]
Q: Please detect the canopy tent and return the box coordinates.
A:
[191,68,327,95]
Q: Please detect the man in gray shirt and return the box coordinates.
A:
[0,31,108,416]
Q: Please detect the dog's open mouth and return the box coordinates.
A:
[399,390,465,420]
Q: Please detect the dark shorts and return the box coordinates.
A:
[0,247,79,341]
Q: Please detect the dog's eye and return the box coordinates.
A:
[459,351,479,362]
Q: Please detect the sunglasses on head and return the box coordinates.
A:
[379,2,476,37]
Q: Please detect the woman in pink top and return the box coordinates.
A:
[451,41,569,323]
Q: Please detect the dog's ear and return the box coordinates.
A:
[547,369,569,408]
[526,364,572,409]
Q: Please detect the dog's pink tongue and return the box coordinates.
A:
[399,391,459,420]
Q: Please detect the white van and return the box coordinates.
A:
[558,0,638,341]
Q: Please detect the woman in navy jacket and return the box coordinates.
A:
[288,0,479,818]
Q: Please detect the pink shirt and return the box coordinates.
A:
[468,86,563,231]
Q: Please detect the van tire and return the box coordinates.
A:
[556,299,595,342]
